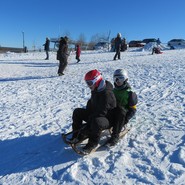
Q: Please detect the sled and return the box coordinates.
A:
[62,125,130,156]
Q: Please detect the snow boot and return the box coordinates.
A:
[82,142,97,154]
[107,135,119,146]
[58,73,64,76]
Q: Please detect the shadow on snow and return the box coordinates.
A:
[0,61,59,82]
[0,75,58,82]
[0,61,58,68]
[0,133,80,179]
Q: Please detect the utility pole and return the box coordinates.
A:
[22,31,25,48]
[107,30,111,51]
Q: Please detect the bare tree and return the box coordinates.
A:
[63,30,72,40]
[90,32,109,43]
[89,32,111,50]
[77,33,86,45]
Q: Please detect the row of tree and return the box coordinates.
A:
[57,31,111,50]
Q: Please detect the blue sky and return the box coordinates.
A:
[1,0,185,49]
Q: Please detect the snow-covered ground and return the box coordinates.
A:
[0,48,185,185]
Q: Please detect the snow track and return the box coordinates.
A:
[0,49,184,184]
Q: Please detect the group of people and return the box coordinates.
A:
[43,36,81,76]
[69,68,138,154]
[43,32,129,76]
[43,35,138,154]
[44,34,163,77]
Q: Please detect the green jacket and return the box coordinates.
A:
[113,88,131,110]
[113,82,138,122]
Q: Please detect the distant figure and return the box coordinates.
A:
[111,38,115,52]
[156,38,161,45]
[43,37,50,60]
[121,38,127,51]
[76,44,81,63]
[24,46,28,53]
[57,36,69,76]
[152,46,162,54]
[113,33,122,60]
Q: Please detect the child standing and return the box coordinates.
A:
[76,44,81,63]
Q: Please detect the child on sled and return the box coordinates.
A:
[70,69,117,154]
[66,69,137,154]
[107,69,138,146]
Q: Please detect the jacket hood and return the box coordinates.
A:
[105,80,114,91]
[96,80,106,92]
[95,80,113,92]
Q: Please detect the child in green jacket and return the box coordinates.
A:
[108,69,138,146]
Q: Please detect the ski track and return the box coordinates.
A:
[0,49,185,184]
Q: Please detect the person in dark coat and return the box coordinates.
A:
[43,37,50,60]
[111,38,115,52]
[71,69,117,154]
[57,36,69,76]
[76,44,81,63]
[113,33,122,60]
[107,69,138,146]
[121,38,127,51]
[156,38,161,45]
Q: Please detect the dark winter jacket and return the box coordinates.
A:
[86,80,117,119]
[113,81,138,123]
[114,36,122,50]
[57,38,69,61]
[152,47,162,54]
[43,39,50,51]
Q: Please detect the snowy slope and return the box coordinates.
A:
[0,49,185,185]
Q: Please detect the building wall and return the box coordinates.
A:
[0,47,25,53]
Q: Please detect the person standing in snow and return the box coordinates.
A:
[43,37,50,60]
[75,44,81,63]
[107,69,138,146]
[70,69,117,154]
[113,33,122,60]
[121,37,127,51]
[57,36,69,76]
[156,38,161,46]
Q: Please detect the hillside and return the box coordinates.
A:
[0,49,185,185]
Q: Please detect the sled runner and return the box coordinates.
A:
[62,124,130,156]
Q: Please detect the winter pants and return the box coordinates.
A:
[72,108,89,131]
[45,50,49,59]
[58,56,68,74]
[76,55,80,62]
[72,108,111,145]
[114,48,121,60]
[111,106,127,137]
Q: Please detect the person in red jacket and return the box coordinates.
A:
[76,44,81,63]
